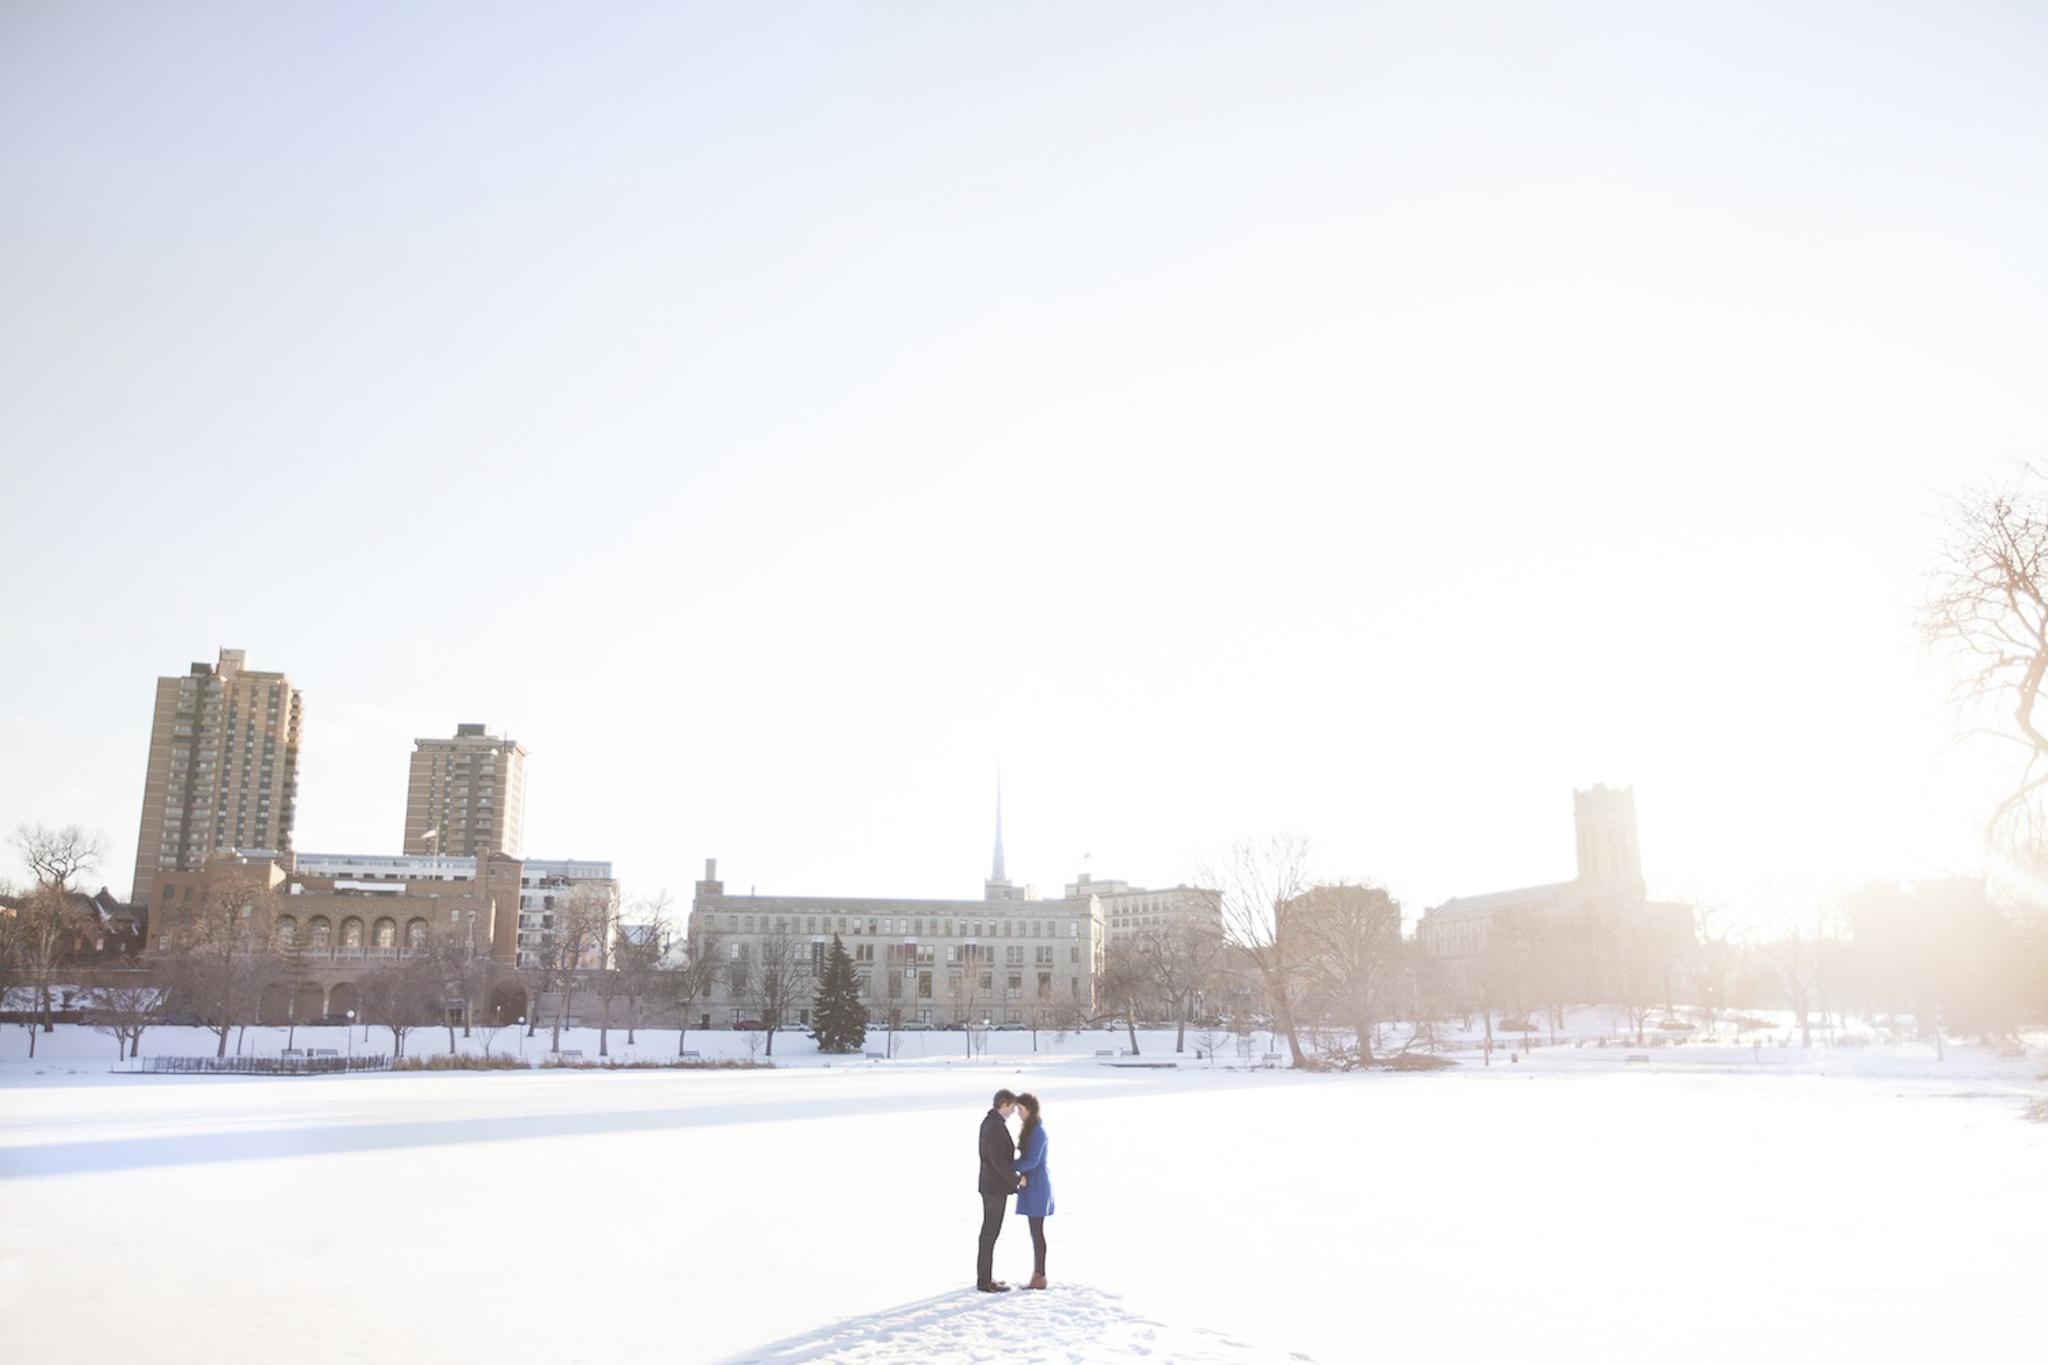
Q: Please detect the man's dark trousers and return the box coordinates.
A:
[976,1105,1017,1286]
[976,1189,1008,1287]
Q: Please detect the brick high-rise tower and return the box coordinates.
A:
[403,723,526,860]
[130,648,303,906]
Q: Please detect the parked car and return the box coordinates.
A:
[159,1011,205,1026]
[308,1013,352,1026]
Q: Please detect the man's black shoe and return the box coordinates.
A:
[976,1281,1012,1293]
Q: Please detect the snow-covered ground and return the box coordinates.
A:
[3,1024,2044,1364]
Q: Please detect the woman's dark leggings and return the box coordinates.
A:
[1028,1216,1047,1275]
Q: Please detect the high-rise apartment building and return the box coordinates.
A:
[403,723,526,860]
[130,648,302,907]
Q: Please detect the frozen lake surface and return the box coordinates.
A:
[3,1027,2044,1363]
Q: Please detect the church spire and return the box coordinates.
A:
[992,770,1006,883]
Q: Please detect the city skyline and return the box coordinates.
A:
[4,5,2042,919]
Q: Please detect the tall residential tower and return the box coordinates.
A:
[130,648,303,906]
[403,723,526,860]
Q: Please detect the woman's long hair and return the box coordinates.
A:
[1016,1092,1042,1154]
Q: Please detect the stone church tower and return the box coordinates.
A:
[1574,784,1645,898]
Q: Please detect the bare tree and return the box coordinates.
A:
[589,895,624,1059]
[955,944,992,1055]
[1140,916,1227,1054]
[358,954,444,1059]
[749,930,804,1058]
[12,824,105,893]
[1605,913,1671,1047]
[672,923,725,1056]
[1399,941,1453,1054]
[8,882,95,1052]
[1677,901,1738,1029]
[425,925,486,1055]
[442,905,491,1041]
[472,1015,507,1060]
[614,890,674,1046]
[81,967,169,1060]
[1286,882,1403,1064]
[0,881,21,1018]
[1926,472,2048,853]
[1200,835,1315,1068]
[8,824,105,1046]
[1096,937,1151,1054]
[524,882,612,1052]
[156,868,279,1058]
[1749,885,1849,1047]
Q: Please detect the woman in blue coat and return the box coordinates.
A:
[1011,1092,1054,1289]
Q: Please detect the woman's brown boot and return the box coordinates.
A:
[1027,1273,1047,1290]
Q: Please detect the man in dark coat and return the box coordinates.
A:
[976,1089,1023,1291]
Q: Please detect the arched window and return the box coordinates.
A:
[276,915,298,945]
[340,918,364,948]
[405,918,428,949]
[372,918,397,949]
[309,917,332,947]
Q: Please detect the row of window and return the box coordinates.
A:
[276,914,430,950]
[722,913,1081,940]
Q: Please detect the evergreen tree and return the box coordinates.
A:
[809,933,867,1054]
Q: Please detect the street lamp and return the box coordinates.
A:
[517,1016,526,1060]
[345,1009,356,1062]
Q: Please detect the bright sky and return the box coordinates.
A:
[3,3,2044,922]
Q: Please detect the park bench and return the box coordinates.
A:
[553,1050,584,1060]
[679,1050,701,1060]
[1625,1053,1650,1063]
[863,1052,886,1060]
[309,1049,339,1057]
[1261,1053,1284,1068]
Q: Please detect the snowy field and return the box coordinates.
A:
[3,1025,2045,1365]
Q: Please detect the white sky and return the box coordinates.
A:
[3,2,2044,921]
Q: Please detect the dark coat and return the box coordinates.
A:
[1012,1122,1054,1217]
[978,1108,1020,1196]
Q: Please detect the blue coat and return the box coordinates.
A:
[1012,1123,1054,1217]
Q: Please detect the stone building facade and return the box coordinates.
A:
[1070,874,1222,945]
[686,859,1106,1029]
[146,849,616,1026]
[1416,784,1693,998]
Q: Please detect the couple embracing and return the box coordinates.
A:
[975,1088,1054,1293]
